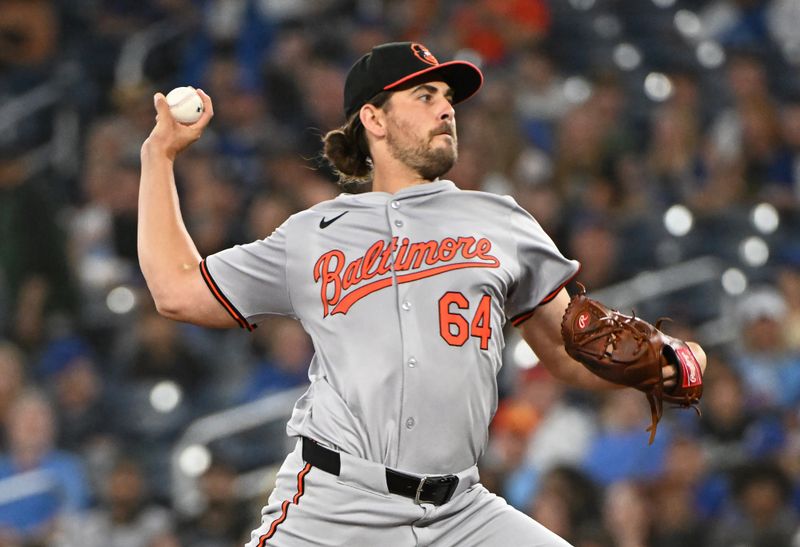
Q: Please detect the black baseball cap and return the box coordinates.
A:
[343,42,484,118]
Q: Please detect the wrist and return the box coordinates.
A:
[141,139,176,162]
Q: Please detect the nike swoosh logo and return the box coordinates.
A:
[319,211,349,229]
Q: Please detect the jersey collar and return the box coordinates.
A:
[341,179,457,204]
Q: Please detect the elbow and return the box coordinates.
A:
[153,297,182,321]
[148,286,188,321]
[140,264,194,321]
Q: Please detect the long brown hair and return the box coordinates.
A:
[322,91,392,187]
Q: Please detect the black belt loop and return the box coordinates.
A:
[301,437,459,506]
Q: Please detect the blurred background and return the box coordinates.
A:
[1,0,799,546]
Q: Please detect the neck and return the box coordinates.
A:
[370,155,432,194]
[371,173,432,194]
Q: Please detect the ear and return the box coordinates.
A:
[360,104,387,139]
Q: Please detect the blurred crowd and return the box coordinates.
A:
[1,0,800,546]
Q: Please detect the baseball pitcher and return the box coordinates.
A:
[138,42,707,546]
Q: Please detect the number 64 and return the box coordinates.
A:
[438,292,493,350]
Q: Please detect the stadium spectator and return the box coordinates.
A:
[581,390,669,486]
[527,465,602,546]
[699,356,760,466]
[58,457,173,547]
[177,459,253,547]
[0,390,90,543]
[0,0,58,95]
[602,481,650,547]
[645,103,706,208]
[118,308,211,395]
[732,287,800,411]
[239,318,312,403]
[649,437,712,546]
[0,147,76,348]
[37,337,112,452]
[708,461,799,547]
[765,97,800,206]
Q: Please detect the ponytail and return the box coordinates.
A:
[322,91,392,187]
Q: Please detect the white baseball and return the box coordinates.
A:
[165,86,204,124]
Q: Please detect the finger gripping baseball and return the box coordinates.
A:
[561,283,703,444]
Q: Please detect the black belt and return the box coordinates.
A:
[301,437,459,506]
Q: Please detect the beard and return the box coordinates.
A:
[386,117,458,181]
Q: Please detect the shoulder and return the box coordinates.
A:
[446,188,531,223]
[290,193,365,219]
[449,188,522,210]
[307,193,354,212]
[447,190,554,243]
[284,192,385,230]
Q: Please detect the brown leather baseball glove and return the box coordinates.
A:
[561,284,703,444]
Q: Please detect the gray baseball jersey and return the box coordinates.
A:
[201,179,579,475]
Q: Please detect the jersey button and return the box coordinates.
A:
[391,201,400,209]
[401,301,412,311]
[407,357,417,368]
[394,219,404,227]
[405,417,416,429]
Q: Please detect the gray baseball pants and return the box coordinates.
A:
[246,439,572,547]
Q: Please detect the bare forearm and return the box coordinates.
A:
[138,143,201,307]
[135,90,236,327]
[520,288,621,391]
[540,346,622,390]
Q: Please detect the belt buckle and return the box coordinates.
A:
[413,474,459,505]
